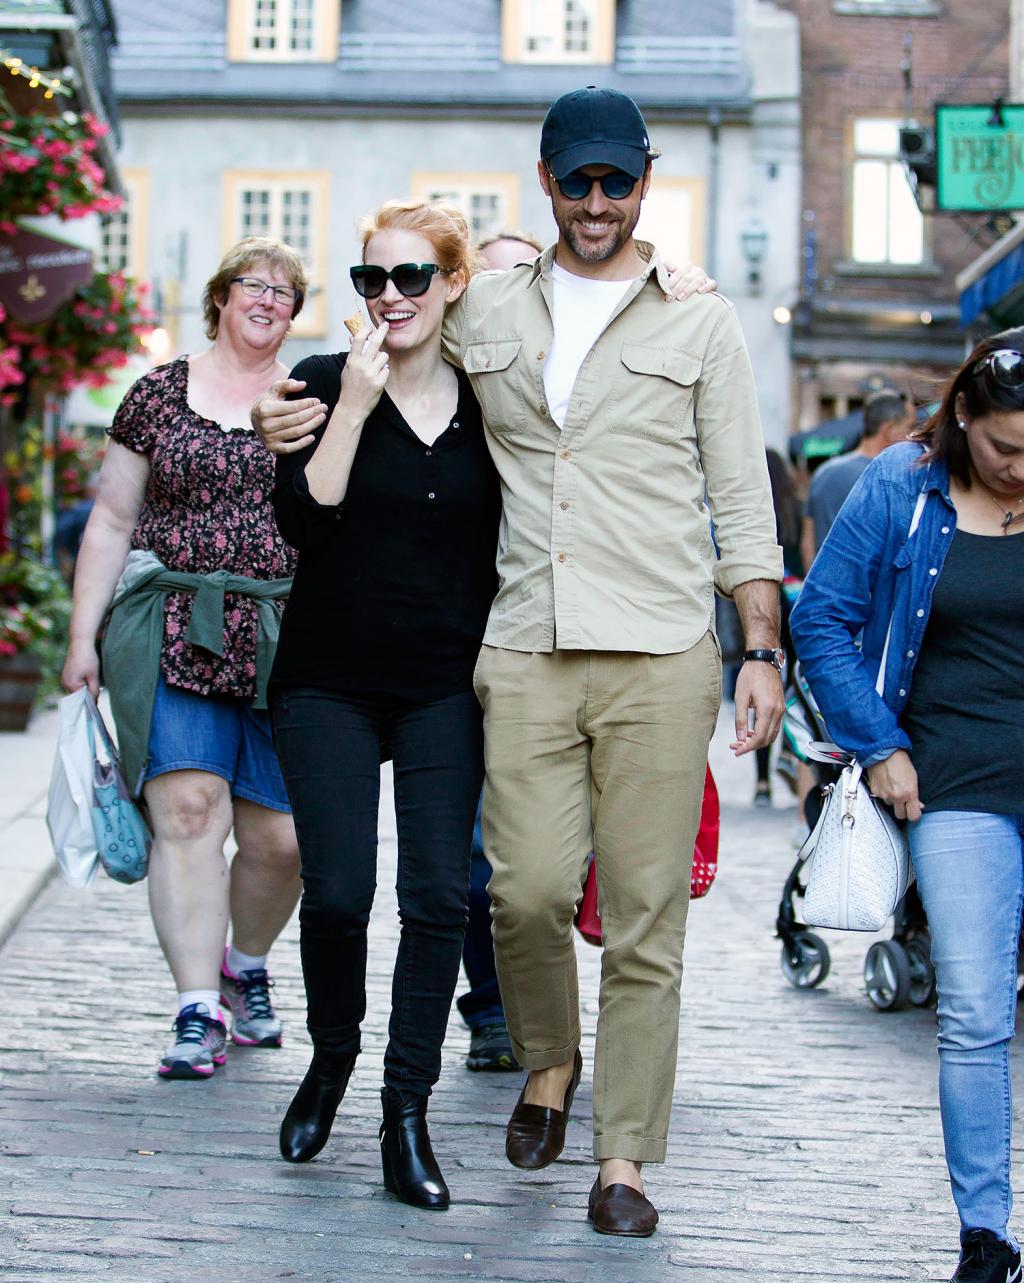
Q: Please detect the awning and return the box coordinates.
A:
[957,220,1024,329]
[788,410,863,463]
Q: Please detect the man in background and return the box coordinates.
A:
[800,387,914,570]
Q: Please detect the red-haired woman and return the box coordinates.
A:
[267,201,498,1211]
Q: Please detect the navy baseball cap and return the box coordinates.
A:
[540,86,655,180]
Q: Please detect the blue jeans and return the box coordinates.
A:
[456,793,506,1030]
[910,810,1024,1248]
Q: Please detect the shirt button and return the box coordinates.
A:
[557,552,567,563]
[941,526,950,534]
[929,567,938,576]
[560,449,570,460]
[916,608,925,617]
[425,450,432,456]
[899,689,907,697]
[560,501,569,511]
[428,492,436,500]
[906,649,914,658]
[537,351,545,360]
[452,421,459,429]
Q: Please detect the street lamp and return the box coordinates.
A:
[741,216,769,295]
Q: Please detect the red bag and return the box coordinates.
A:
[575,765,720,946]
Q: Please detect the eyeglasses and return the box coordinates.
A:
[230,276,301,306]
[349,263,451,300]
[548,168,639,201]
[973,349,1024,389]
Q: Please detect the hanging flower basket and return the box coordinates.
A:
[0,109,122,235]
[1,270,153,399]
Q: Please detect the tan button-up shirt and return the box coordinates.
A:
[442,242,782,654]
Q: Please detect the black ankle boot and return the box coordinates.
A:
[379,1086,450,1210]
[279,1049,357,1163]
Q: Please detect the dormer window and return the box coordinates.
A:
[503,0,614,65]
[227,0,339,63]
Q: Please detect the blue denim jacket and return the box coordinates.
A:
[789,441,956,768]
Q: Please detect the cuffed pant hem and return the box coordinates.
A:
[510,1034,580,1071]
[594,1134,667,1164]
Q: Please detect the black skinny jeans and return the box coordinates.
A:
[271,687,483,1098]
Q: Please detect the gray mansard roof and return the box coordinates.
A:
[109,0,751,115]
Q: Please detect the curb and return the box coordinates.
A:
[0,705,59,952]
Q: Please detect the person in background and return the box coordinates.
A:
[790,330,1024,1283]
[61,237,304,1080]
[475,230,544,274]
[454,228,544,1076]
[800,387,915,572]
[752,447,802,807]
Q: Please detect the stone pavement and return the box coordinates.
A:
[1,706,1021,1283]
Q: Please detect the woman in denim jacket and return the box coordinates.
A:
[790,328,1024,1283]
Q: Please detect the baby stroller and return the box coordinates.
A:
[775,663,937,1012]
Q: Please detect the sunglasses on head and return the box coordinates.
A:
[548,167,639,201]
[349,262,451,300]
[973,349,1024,389]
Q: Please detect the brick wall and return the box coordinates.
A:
[777,0,1009,302]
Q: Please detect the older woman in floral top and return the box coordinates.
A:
[62,237,306,1079]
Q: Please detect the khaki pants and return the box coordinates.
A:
[474,635,721,1163]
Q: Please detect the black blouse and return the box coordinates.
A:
[270,354,500,704]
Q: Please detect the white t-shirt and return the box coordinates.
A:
[544,262,633,429]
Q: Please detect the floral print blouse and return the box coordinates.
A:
[108,357,295,699]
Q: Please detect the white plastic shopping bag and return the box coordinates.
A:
[45,688,99,888]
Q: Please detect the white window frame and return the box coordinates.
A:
[850,118,925,266]
[502,0,614,66]
[98,167,150,282]
[409,172,521,243]
[222,170,329,337]
[227,0,339,63]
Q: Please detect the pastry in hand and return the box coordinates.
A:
[343,312,365,337]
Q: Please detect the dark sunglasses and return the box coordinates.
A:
[549,167,639,201]
[349,262,450,300]
[973,349,1024,390]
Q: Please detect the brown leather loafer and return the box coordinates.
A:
[505,1048,583,1170]
[587,1177,659,1237]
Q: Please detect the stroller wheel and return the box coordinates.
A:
[781,931,830,989]
[864,940,911,1011]
[904,936,936,1007]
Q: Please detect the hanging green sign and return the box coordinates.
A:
[935,104,1024,211]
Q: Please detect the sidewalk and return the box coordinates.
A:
[0,703,59,950]
[1,707,1018,1282]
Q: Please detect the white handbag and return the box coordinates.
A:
[799,751,911,931]
[797,491,925,933]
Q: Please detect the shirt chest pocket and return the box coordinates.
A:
[609,343,701,443]
[463,339,526,435]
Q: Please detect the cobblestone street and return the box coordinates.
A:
[1,709,1021,1283]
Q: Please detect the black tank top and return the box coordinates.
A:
[901,528,1024,815]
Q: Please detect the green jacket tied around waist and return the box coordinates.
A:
[101,550,292,797]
